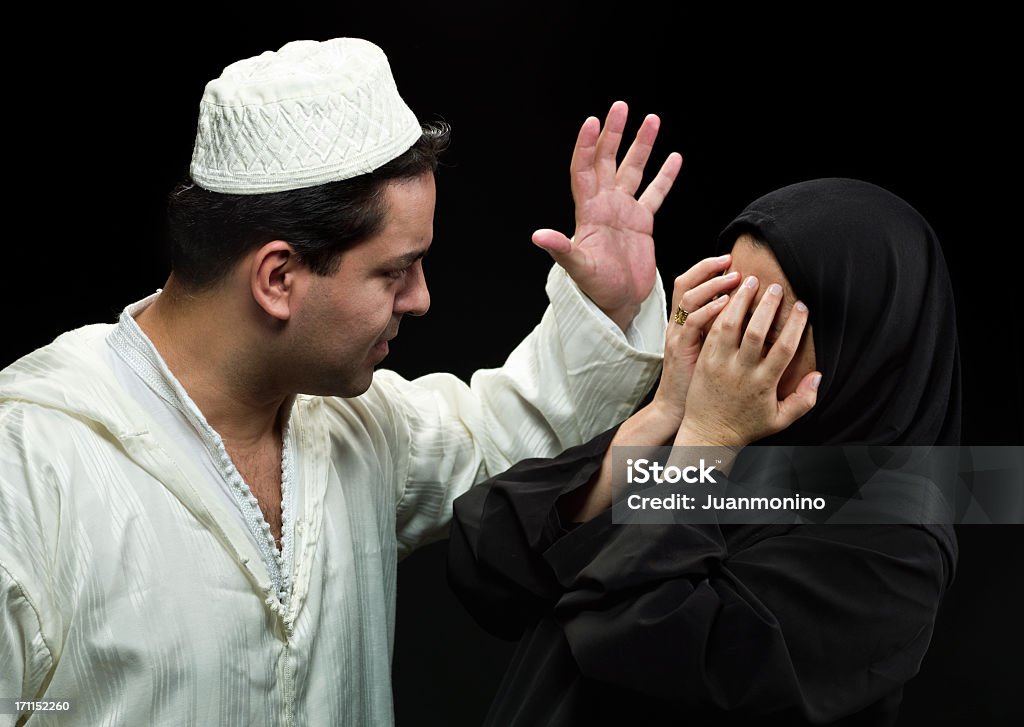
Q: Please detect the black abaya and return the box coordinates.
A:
[447,179,961,725]
[448,428,955,725]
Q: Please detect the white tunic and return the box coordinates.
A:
[0,266,665,727]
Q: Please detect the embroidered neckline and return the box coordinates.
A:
[106,293,297,609]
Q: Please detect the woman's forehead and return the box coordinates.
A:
[728,234,797,303]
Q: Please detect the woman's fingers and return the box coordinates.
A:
[707,274,759,348]
[657,291,733,425]
[777,370,822,429]
[739,282,784,367]
[670,255,734,309]
[678,283,817,448]
[676,270,740,315]
[765,299,810,378]
[667,294,730,347]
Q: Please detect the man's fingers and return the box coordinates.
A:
[616,114,659,196]
[569,116,600,201]
[594,101,628,187]
[638,152,683,214]
[777,370,821,429]
[533,230,589,281]
[570,105,681,208]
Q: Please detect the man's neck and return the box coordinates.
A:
[135,285,287,450]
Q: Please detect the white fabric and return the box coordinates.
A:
[0,265,665,726]
[105,294,298,606]
[190,38,422,194]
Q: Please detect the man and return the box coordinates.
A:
[0,38,680,725]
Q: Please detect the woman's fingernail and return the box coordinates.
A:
[768,283,782,296]
[795,301,808,313]
[717,254,731,263]
[812,373,822,390]
[723,271,738,280]
[745,275,758,289]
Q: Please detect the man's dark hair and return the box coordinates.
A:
[166,121,450,290]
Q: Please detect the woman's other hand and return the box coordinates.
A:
[676,275,821,448]
[651,254,740,425]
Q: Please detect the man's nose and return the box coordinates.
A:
[398,263,430,317]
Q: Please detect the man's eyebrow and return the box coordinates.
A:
[381,247,430,267]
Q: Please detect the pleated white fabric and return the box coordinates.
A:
[0,266,665,726]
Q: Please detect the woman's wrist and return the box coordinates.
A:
[675,419,742,449]
[672,420,743,476]
[632,400,684,447]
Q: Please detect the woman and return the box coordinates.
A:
[447,178,960,725]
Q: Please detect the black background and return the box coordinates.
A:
[6,6,1021,725]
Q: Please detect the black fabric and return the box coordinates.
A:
[717,178,961,448]
[447,179,961,725]
[448,435,955,726]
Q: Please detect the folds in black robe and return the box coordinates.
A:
[447,179,961,726]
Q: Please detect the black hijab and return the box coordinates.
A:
[718,178,961,447]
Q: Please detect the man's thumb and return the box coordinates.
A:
[532,229,575,256]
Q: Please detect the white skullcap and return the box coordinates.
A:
[189,38,421,194]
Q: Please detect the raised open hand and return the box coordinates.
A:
[533,101,683,331]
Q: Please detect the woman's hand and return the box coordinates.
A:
[650,254,740,425]
[560,255,739,523]
[676,275,821,448]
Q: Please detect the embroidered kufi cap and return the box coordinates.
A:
[189,38,421,194]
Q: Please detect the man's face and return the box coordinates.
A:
[289,173,435,397]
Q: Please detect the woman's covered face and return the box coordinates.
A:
[726,233,816,399]
[713,178,959,445]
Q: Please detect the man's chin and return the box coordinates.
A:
[341,370,375,398]
[298,370,375,399]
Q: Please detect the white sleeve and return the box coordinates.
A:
[0,406,59,708]
[372,264,666,557]
[0,564,54,710]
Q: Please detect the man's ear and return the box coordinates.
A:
[250,240,299,321]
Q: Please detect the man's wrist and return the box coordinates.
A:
[602,302,642,333]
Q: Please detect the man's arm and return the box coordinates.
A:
[0,406,60,710]
[367,262,666,557]
[0,563,54,713]
[327,103,680,557]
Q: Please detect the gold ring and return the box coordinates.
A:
[674,305,689,325]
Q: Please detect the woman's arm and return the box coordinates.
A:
[558,257,742,523]
[446,254,741,633]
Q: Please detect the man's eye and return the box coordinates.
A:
[386,267,410,280]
